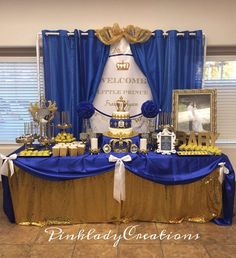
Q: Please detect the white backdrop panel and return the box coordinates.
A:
[91,38,153,133]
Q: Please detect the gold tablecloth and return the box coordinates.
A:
[9,166,222,226]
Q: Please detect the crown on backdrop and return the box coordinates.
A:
[116,60,130,71]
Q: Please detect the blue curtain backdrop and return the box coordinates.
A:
[43,29,204,134]
[42,30,110,137]
[130,30,204,112]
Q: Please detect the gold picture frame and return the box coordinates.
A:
[172,89,217,134]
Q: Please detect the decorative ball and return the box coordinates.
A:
[77,102,95,119]
[141,100,159,118]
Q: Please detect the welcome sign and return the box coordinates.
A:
[91,38,153,133]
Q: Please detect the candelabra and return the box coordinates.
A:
[15,121,38,149]
[38,123,55,149]
[55,111,72,132]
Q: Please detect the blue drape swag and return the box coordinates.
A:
[130,30,204,112]
[42,30,110,137]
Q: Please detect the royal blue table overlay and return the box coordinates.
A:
[12,152,233,184]
[2,147,235,225]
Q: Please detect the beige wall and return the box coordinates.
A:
[0,145,20,156]
[1,0,236,47]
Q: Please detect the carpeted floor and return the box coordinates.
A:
[0,185,235,258]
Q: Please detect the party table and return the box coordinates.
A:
[1,148,235,226]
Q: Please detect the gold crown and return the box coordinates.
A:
[116,96,128,111]
[109,138,132,153]
[116,60,130,71]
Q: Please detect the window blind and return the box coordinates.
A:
[203,80,236,143]
[204,57,236,143]
[0,59,44,143]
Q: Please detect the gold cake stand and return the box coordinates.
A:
[103,131,139,139]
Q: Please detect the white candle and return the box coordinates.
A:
[52,123,55,138]
[35,122,38,135]
[30,122,33,135]
[40,124,42,136]
[140,138,147,151]
[44,124,47,137]
[62,112,65,125]
[91,138,98,150]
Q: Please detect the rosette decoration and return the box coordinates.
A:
[141,100,159,118]
[77,102,95,132]
[141,100,159,133]
[77,102,95,119]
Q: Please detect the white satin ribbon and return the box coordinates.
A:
[0,153,17,181]
[109,154,132,203]
[218,162,230,184]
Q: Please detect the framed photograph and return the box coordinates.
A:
[172,89,217,133]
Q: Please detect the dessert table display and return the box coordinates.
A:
[1,148,235,226]
[1,96,235,226]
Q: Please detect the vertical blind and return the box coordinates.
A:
[0,58,44,143]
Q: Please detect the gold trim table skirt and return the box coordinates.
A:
[9,166,222,226]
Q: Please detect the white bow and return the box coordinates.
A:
[0,153,17,181]
[218,162,230,184]
[109,154,132,203]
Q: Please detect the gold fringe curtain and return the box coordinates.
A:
[9,166,222,226]
[95,23,152,45]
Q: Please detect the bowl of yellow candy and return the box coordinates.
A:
[19,150,51,157]
[178,144,221,156]
[55,132,76,143]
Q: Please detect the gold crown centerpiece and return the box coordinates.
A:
[116,60,130,71]
[109,138,132,153]
[29,99,57,123]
